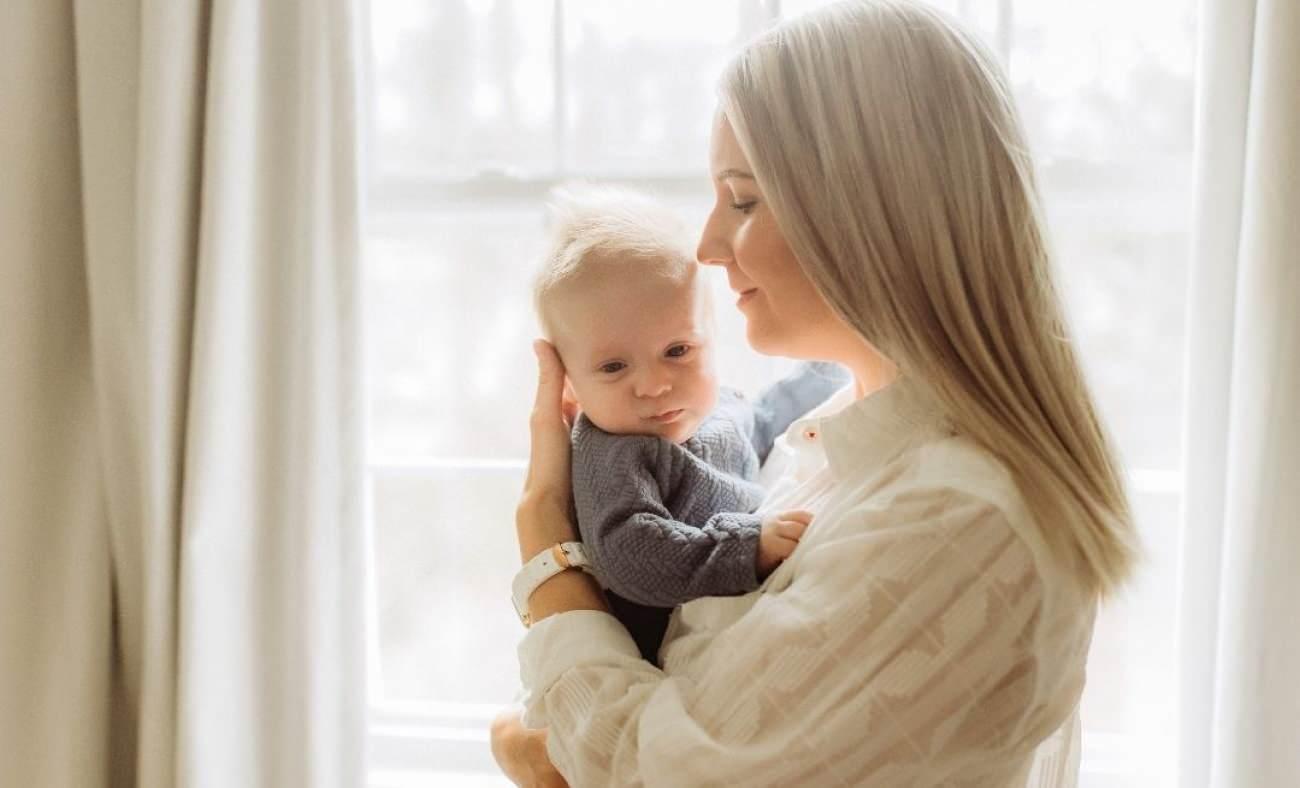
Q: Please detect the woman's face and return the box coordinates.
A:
[696,113,846,358]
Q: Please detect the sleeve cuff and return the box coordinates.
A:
[711,511,763,593]
[518,609,645,697]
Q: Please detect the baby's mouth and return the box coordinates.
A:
[649,409,685,424]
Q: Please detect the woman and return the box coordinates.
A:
[494,1,1138,784]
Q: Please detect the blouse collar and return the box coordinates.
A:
[787,376,952,479]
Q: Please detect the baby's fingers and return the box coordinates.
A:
[774,518,810,542]
[778,509,814,526]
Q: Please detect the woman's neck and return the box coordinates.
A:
[840,338,899,399]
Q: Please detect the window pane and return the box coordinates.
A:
[363,194,796,462]
[1080,487,1181,785]
[364,3,1195,784]
[1013,3,1196,785]
[372,469,525,704]
[561,1,764,174]
[364,207,546,460]
[1015,0,1196,472]
[370,0,555,179]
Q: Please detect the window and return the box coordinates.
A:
[362,2,1196,784]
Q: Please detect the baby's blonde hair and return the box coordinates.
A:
[721,0,1139,596]
[533,185,698,340]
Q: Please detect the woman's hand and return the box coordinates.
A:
[490,706,569,788]
[517,339,581,561]
[514,339,608,621]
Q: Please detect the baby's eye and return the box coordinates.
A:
[599,361,626,374]
[666,344,691,358]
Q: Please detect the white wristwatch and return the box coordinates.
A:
[511,542,593,627]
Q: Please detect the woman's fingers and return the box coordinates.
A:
[525,728,570,787]
[517,338,581,560]
[525,340,574,495]
[531,339,566,415]
[489,707,531,785]
[489,706,569,787]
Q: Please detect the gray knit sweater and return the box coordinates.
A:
[570,362,850,663]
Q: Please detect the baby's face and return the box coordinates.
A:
[551,268,718,444]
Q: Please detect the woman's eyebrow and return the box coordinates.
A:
[715,168,755,182]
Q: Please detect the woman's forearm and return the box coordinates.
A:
[516,495,610,624]
[516,493,578,561]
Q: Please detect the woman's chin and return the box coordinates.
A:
[744,320,788,357]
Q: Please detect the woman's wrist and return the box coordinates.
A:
[527,568,607,626]
[516,492,579,562]
[514,493,607,623]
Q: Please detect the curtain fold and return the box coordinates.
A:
[1,0,366,785]
[1177,0,1300,785]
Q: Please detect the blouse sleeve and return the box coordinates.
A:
[518,488,1080,786]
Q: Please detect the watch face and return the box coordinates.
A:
[562,542,588,566]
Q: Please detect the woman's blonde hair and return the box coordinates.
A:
[720,0,1138,595]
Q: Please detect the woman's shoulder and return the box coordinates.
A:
[902,432,1028,521]
[859,430,1089,602]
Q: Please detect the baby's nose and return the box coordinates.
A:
[634,372,672,399]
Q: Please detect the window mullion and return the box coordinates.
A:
[363,470,386,704]
[995,0,1013,72]
[553,0,567,177]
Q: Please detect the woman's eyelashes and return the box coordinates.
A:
[729,199,758,215]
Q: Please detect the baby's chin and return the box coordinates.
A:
[656,415,703,445]
[586,412,701,444]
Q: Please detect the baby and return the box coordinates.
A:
[532,186,848,665]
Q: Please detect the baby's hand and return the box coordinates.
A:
[756,510,814,579]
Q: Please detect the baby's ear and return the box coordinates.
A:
[561,378,581,425]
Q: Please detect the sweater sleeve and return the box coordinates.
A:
[520,490,1078,787]
[573,431,762,608]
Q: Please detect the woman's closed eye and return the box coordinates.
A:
[729,199,758,215]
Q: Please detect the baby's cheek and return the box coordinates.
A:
[696,372,720,414]
[589,402,623,433]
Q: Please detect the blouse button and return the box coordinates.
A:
[802,426,819,441]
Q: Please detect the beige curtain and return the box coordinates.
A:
[0,0,366,785]
[1177,0,1300,785]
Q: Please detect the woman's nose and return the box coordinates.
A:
[696,212,731,268]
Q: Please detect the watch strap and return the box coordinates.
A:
[511,542,592,626]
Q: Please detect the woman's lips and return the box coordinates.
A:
[737,288,758,306]
[650,409,684,424]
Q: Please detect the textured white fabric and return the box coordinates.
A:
[519,380,1096,786]
[0,1,366,785]
[1177,0,1300,785]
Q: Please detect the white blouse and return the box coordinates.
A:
[519,379,1096,787]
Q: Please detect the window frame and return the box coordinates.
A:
[360,0,1183,782]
